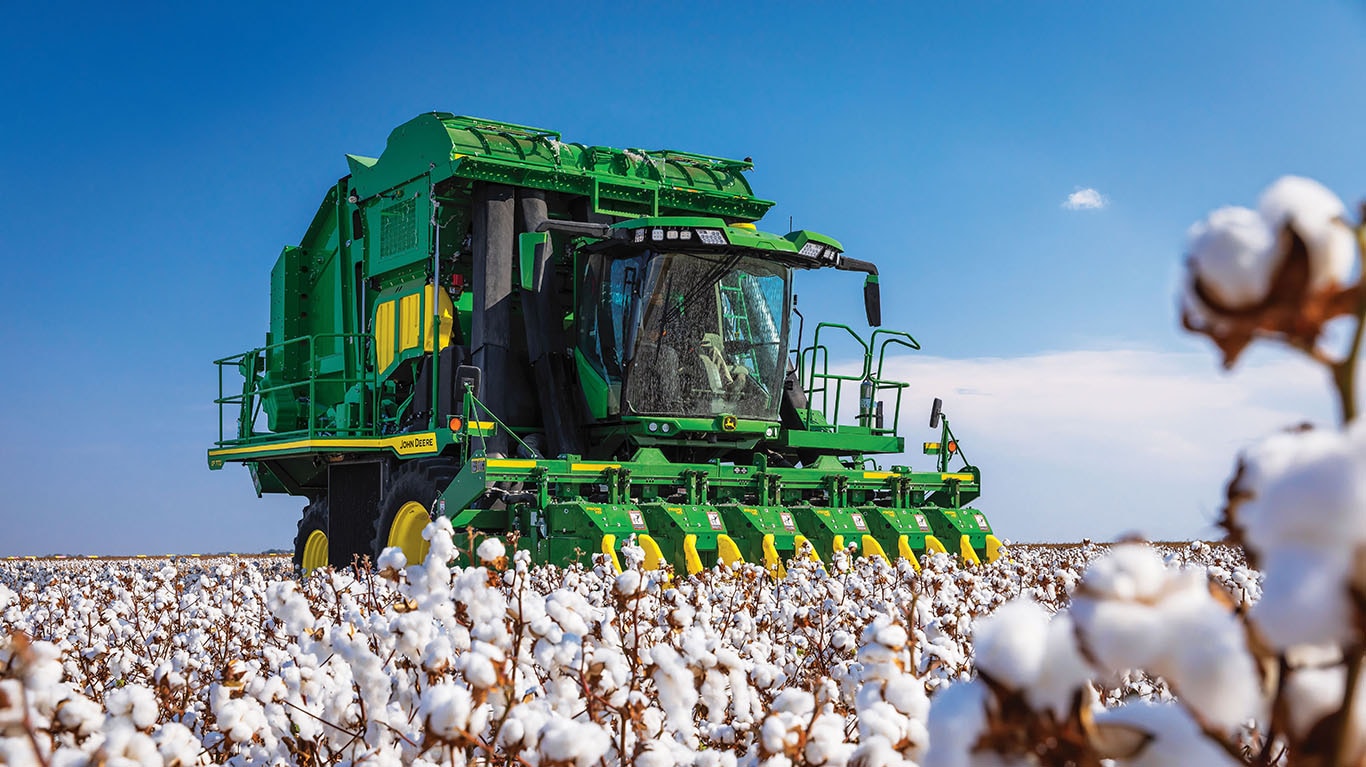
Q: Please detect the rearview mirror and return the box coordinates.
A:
[863,274,881,327]
[929,397,943,429]
[518,232,550,292]
[456,365,483,399]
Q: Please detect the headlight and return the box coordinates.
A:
[799,241,824,258]
[633,228,645,243]
[696,229,727,245]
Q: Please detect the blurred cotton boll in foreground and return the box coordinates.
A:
[1223,421,1366,649]
[1181,175,1358,368]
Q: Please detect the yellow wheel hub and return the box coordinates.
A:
[301,529,329,573]
[388,501,431,566]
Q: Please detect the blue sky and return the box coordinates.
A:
[2,2,1364,554]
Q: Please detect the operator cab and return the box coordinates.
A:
[578,247,790,421]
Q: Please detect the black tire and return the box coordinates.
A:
[372,459,459,565]
[292,497,330,575]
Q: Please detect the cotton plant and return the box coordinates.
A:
[917,176,1366,767]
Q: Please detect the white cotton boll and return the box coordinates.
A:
[849,736,916,767]
[882,676,928,721]
[1258,175,1356,291]
[537,717,612,767]
[760,714,792,754]
[857,700,909,745]
[1163,614,1261,731]
[1236,427,1364,548]
[1283,666,1347,740]
[93,720,163,766]
[1251,542,1354,649]
[872,622,908,649]
[1081,544,1169,602]
[972,598,1049,690]
[1024,613,1092,718]
[460,646,499,689]
[922,681,989,767]
[477,537,506,565]
[1185,206,1278,309]
[377,547,407,572]
[105,683,159,730]
[420,683,473,740]
[613,570,643,597]
[0,584,13,611]
[771,688,815,718]
[1072,597,1166,671]
[54,692,104,736]
[154,721,202,766]
[1094,701,1242,767]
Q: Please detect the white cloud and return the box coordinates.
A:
[834,347,1335,542]
[1063,187,1107,210]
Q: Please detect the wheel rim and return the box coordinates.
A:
[301,529,329,573]
[388,500,431,566]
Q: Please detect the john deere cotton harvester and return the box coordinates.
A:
[208,113,1000,574]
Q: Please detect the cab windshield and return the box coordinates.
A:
[579,250,790,420]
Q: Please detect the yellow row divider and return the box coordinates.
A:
[898,535,920,571]
[762,534,783,578]
[985,534,1005,563]
[925,535,947,555]
[601,535,622,573]
[960,535,982,566]
[861,535,889,563]
[683,534,703,575]
[639,535,665,571]
[717,534,744,569]
[792,535,821,563]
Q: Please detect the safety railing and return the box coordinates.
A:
[213,333,377,447]
[797,323,918,436]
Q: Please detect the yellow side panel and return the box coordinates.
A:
[375,300,396,371]
[399,292,422,351]
[423,284,454,352]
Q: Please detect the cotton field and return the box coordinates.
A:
[0,522,1268,767]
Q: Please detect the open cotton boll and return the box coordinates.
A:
[1251,542,1354,649]
[1234,426,1366,549]
[1258,175,1356,292]
[537,717,612,767]
[419,682,473,741]
[922,682,991,767]
[477,537,506,565]
[105,683,159,730]
[971,598,1049,690]
[1023,612,1092,717]
[376,547,407,572]
[1093,701,1242,767]
[1185,206,1279,309]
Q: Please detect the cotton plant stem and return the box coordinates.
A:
[1330,220,1366,767]
[1331,222,1366,425]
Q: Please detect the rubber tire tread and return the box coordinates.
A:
[292,497,329,575]
[371,459,460,564]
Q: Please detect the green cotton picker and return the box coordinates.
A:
[207,113,1001,575]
